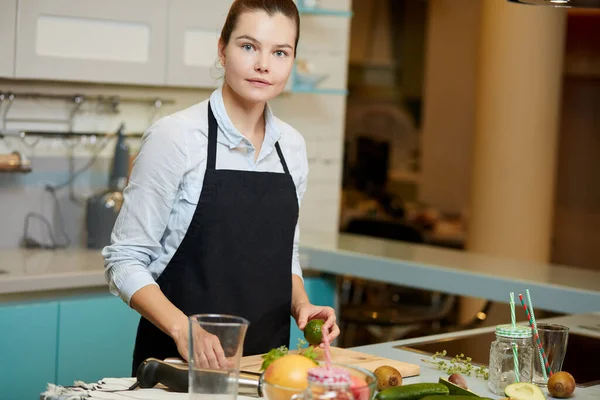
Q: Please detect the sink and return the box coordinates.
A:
[396,331,600,387]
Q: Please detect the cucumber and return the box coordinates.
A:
[375,383,450,400]
[420,396,494,400]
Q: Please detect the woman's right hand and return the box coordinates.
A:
[128,286,232,370]
[172,321,232,370]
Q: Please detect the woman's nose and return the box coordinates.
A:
[254,53,269,73]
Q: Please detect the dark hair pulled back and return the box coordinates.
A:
[220,0,300,57]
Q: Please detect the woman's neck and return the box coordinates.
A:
[221,82,266,142]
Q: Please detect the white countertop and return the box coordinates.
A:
[41,312,600,400]
[304,233,600,292]
[1,233,600,314]
[352,312,600,399]
[300,232,600,314]
[0,247,105,296]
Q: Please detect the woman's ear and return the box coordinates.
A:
[218,38,226,68]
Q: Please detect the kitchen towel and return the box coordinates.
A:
[41,377,259,400]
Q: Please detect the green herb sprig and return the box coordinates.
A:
[421,350,489,380]
[260,338,319,371]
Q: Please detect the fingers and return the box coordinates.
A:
[179,321,232,370]
[188,325,209,369]
[196,333,230,370]
[322,308,336,331]
[212,339,233,369]
[318,307,339,345]
[198,351,210,369]
[318,323,340,349]
[328,323,341,342]
[204,345,220,369]
[297,308,309,330]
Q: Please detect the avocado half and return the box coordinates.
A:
[504,382,546,400]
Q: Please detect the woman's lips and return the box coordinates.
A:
[247,79,272,88]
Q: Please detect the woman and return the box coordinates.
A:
[102,0,340,375]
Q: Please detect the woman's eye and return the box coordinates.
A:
[274,50,287,57]
[242,44,254,51]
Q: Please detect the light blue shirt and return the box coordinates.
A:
[102,86,308,305]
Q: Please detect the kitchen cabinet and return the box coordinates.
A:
[55,295,140,386]
[4,0,350,93]
[0,0,17,78]
[0,302,59,400]
[14,0,168,85]
[166,0,233,87]
[0,295,139,399]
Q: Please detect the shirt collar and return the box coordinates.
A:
[209,85,282,149]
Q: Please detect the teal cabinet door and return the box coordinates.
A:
[289,274,337,349]
[56,295,140,385]
[0,302,59,400]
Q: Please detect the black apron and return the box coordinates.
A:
[131,101,298,375]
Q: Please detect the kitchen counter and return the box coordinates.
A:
[41,312,600,400]
[2,233,600,314]
[300,232,600,314]
[349,312,600,399]
[0,247,106,300]
[5,237,597,400]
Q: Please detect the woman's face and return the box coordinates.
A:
[219,10,296,104]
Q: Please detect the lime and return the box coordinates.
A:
[304,319,325,345]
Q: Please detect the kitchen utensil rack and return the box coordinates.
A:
[0,90,174,135]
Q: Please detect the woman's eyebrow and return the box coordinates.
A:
[235,34,258,43]
[235,34,293,50]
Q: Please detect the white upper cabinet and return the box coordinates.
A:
[14,0,168,86]
[166,0,233,88]
[0,0,17,78]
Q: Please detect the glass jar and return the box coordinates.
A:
[488,324,534,396]
[291,367,355,400]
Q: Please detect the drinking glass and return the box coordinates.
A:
[532,323,569,386]
[189,314,249,400]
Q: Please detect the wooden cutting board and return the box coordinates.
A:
[240,346,420,378]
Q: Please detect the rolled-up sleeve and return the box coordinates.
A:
[102,116,188,305]
[291,136,309,280]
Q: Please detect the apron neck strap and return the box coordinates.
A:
[207,100,290,175]
[207,101,218,170]
[275,142,290,175]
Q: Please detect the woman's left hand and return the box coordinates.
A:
[293,302,340,346]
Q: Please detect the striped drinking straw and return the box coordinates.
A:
[519,293,552,378]
[509,292,520,382]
